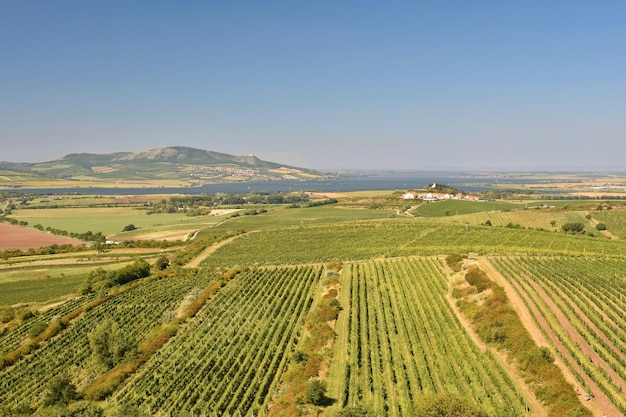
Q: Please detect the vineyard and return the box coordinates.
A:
[115,266,321,416]
[1,193,626,416]
[201,220,626,269]
[489,256,626,416]
[329,258,528,416]
[440,209,593,231]
[0,269,216,411]
[592,209,626,239]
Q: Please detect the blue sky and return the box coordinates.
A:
[1,1,625,170]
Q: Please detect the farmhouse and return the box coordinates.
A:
[401,191,481,201]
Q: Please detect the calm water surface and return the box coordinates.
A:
[0,173,553,195]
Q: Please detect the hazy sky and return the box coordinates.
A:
[1,1,625,170]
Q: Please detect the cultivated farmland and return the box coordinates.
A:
[0,223,82,250]
[1,191,625,416]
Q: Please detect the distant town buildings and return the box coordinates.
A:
[401,191,480,201]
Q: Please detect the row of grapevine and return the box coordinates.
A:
[202,221,626,270]
[0,269,215,410]
[115,265,321,416]
[0,291,100,355]
[389,223,626,257]
[201,221,437,268]
[442,210,579,231]
[334,258,528,416]
[491,256,626,415]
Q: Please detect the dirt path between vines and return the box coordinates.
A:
[183,234,244,268]
[445,265,547,417]
[476,257,615,417]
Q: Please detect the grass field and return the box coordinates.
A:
[0,257,154,306]
[12,207,192,236]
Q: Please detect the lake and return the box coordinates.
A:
[0,173,554,195]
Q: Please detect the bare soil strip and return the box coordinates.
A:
[477,257,616,417]
[183,234,243,268]
[444,286,547,416]
[546,280,626,374]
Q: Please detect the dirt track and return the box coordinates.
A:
[444,286,547,416]
[183,234,244,268]
[476,257,617,417]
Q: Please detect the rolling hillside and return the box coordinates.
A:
[0,146,325,188]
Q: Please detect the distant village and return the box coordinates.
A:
[401,183,480,202]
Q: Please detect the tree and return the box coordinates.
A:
[88,320,135,370]
[154,255,170,271]
[561,222,585,233]
[110,259,151,285]
[413,393,488,417]
[305,379,327,405]
[42,374,77,406]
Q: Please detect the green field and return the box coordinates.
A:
[0,256,144,306]
[12,207,194,236]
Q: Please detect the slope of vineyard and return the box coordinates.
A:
[327,258,528,417]
[115,266,321,416]
[202,220,626,269]
[0,269,216,411]
[439,209,590,230]
[592,209,626,238]
[490,256,626,416]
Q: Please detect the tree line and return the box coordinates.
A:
[146,191,311,213]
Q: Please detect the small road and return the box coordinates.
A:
[183,234,243,268]
[476,257,610,417]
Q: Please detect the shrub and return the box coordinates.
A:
[42,374,77,406]
[292,351,308,363]
[561,222,585,233]
[89,320,136,370]
[464,267,491,293]
[305,379,327,405]
[29,322,48,339]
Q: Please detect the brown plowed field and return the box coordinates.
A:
[0,223,82,250]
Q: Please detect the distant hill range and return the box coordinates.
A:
[0,146,326,189]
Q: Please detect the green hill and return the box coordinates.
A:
[0,146,325,187]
